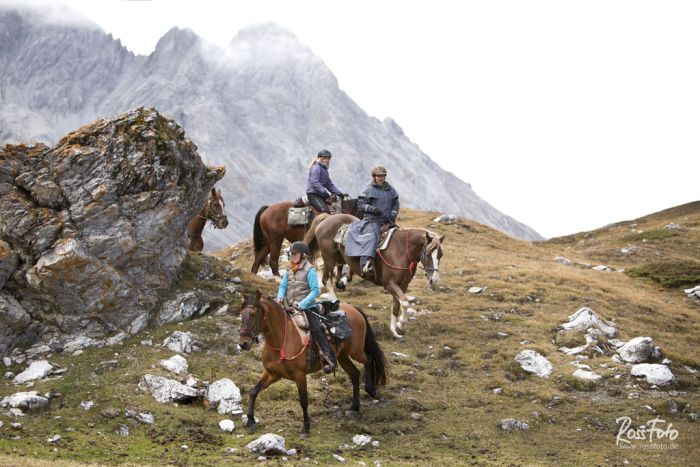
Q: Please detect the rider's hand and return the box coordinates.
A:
[365,205,378,214]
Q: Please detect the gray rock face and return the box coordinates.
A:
[631,364,674,386]
[246,433,288,455]
[1,391,49,412]
[515,350,553,378]
[156,292,210,326]
[619,337,655,363]
[205,378,242,415]
[138,374,202,403]
[0,108,224,353]
[0,8,542,249]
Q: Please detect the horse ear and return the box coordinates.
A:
[211,187,217,196]
[255,290,261,301]
[439,234,446,243]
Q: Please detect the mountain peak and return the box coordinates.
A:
[154,27,201,53]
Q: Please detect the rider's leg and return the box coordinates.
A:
[303,305,337,373]
[306,193,330,215]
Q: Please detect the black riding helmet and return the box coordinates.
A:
[317,149,332,158]
[290,241,309,256]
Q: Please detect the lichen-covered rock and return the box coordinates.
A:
[0,108,224,352]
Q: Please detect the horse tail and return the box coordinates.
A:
[253,205,269,254]
[357,307,388,387]
[303,212,330,261]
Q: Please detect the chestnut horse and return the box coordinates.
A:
[304,213,445,339]
[187,187,228,252]
[251,197,359,276]
[239,291,387,437]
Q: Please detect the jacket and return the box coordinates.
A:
[306,161,341,199]
[357,181,400,224]
[277,260,320,310]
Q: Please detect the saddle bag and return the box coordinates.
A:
[288,206,312,226]
[333,223,350,246]
[323,310,352,343]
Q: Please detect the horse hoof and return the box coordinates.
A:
[246,423,257,434]
[299,431,309,439]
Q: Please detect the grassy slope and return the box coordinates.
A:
[1,205,698,466]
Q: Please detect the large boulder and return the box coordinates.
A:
[558,307,617,338]
[515,350,553,378]
[205,378,242,415]
[631,364,675,386]
[0,108,224,353]
[618,337,656,363]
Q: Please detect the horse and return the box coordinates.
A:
[239,290,387,437]
[251,197,360,276]
[304,213,445,339]
[187,187,229,252]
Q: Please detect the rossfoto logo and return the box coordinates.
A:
[616,416,679,450]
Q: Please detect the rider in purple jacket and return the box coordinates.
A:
[306,149,346,214]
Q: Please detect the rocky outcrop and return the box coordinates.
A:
[0,107,224,353]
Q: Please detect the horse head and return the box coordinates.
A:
[421,231,445,286]
[203,187,229,229]
[239,290,264,350]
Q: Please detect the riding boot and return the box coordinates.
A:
[304,307,337,373]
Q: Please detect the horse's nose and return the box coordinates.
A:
[221,218,229,228]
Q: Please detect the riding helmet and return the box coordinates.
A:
[371,165,387,176]
[317,149,332,158]
[290,241,310,256]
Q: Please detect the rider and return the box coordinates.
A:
[276,241,337,373]
[306,149,347,214]
[357,165,400,275]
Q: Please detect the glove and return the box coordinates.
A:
[390,211,398,222]
[365,205,378,214]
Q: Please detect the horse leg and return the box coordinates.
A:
[251,243,270,274]
[269,238,282,276]
[335,264,347,291]
[294,375,311,437]
[385,279,409,336]
[338,353,361,414]
[246,370,279,433]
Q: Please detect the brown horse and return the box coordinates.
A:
[239,291,387,437]
[187,187,228,252]
[304,213,445,339]
[251,197,360,276]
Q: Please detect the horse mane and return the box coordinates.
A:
[303,212,330,260]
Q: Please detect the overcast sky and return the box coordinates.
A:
[6,0,699,238]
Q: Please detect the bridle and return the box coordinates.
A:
[239,300,309,362]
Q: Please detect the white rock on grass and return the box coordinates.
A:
[555,257,573,265]
[3,357,11,367]
[684,285,700,298]
[501,418,529,432]
[138,374,201,403]
[572,369,602,381]
[159,355,189,375]
[618,337,655,363]
[206,378,242,415]
[126,410,155,424]
[559,307,617,338]
[163,331,199,354]
[13,360,55,384]
[80,400,94,411]
[592,265,613,272]
[468,286,486,294]
[219,419,235,432]
[515,350,553,378]
[631,364,675,386]
[352,434,372,446]
[246,433,288,455]
[1,391,49,412]
[434,214,458,224]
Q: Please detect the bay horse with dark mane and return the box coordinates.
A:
[304,213,445,339]
[187,187,228,252]
[239,291,387,437]
[251,197,360,276]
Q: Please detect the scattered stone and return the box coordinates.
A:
[558,307,617,338]
[138,374,201,403]
[100,408,120,419]
[157,291,211,325]
[468,286,486,294]
[572,369,602,381]
[592,265,613,272]
[47,434,61,444]
[620,247,636,255]
[662,358,672,365]
[492,387,503,395]
[241,414,260,425]
[631,364,674,386]
[333,454,346,462]
[501,418,529,432]
[555,256,572,265]
[80,400,94,411]
[219,419,235,432]
[515,350,553,378]
[205,378,242,414]
[213,304,229,316]
[106,332,128,346]
[163,331,199,354]
[13,360,55,384]
[3,357,11,367]
[391,352,408,359]
[433,214,458,224]
[665,223,680,230]
[11,422,22,430]
[140,339,153,346]
[618,337,656,363]
[246,433,288,455]
[256,269,275,280]
[4,371,14,380]
[559,334,601,356]
[115,424,130,436]
[125,410,155,424]
[684,285,700,299]
[497,332,509,338]
[159,355,189,375]
[1,391,49,412]
[352,434,372,446]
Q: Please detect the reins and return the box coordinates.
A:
[376,230,423,275]
[242,301,309,363]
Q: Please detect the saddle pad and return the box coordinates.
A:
[288,207,311,226]
[378,227,398,251]
[334,223,350,246]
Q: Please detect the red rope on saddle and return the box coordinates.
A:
[377,230,419,274]
[263,307,309,363]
